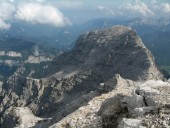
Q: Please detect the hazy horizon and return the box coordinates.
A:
[0,0,170,30]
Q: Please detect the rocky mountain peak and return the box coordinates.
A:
[82,25,132,38]
[68,25,163,81]
[75,25,135,49]
[0,26,165,127]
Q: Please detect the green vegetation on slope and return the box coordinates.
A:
[161,66,170,74]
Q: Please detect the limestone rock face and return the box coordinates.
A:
[3,107,51,128]
[0,26,165,127]
[51,77,170,128]
[4,76,170,128]
[117,118,143,128]
[3,76,170,128]
[50,26,163,81]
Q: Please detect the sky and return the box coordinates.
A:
[0,0,170,30]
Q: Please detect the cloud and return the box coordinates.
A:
[54,1,84,9]
[0,2,15,30]
[0,19,11,30]
[35,0,45,2]
[8,0,15,3]
[96,5,116,16]
[4,0,45,3]
[150,0,157,4]
[15,3,71,27]
[120,2,155,17]
[9,0,84,8]
[161,3,170,13]
[0,3,15,20]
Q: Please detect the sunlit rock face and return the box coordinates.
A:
[0,51,22,57]
[51,78,170,128]
[25,55,52,64]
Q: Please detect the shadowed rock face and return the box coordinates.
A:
[48,26,164,82]
[0,26,164,127]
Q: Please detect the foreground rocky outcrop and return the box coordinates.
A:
[0,26,166,127]
[3,107,52,128]
[49,75,170,128]
[3,75,170,128]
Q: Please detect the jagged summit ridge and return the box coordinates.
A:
[76,25,142,47]
[83,25,133,37]
[75,25,148,56]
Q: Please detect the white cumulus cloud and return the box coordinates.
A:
[15,3,71,27]
[120,2,155,17]
[55,1,84,9]
[0,3,15,19]
[96,5,116,16]
[0,2,15,30]
[0,19,11,30]
[151,0,157,4]
[161,3,170,13]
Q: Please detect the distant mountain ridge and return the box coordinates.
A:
[0,37,59,80]
[1,17,170,66]
[128,17,170,26]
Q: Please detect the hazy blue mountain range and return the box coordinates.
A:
[0,17,170,80]
[0,36,59,80]
[1,17,169,66]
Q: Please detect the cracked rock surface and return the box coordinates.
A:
[51,77,170,128]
